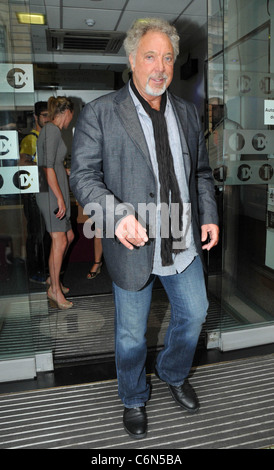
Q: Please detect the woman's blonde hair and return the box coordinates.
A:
[47,96,74,120]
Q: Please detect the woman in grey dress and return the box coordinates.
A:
[36,96,74,310]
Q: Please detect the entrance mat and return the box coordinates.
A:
[0,354,273,449]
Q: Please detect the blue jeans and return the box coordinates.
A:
[113,256,208,408]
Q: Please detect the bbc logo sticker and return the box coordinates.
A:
[0,64,34,93]
[0,131,19,160]
[0,166,39,194]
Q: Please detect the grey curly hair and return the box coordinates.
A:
[123,18,180,64]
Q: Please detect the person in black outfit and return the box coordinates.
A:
[20,101,50,284]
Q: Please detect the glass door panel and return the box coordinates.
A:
[0,0,52,381]
[207,0,274,350]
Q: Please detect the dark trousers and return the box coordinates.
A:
[23,194,49,276]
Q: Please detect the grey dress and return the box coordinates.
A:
[36,122,71,233]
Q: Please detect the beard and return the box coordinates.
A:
[38,117,45,128]
[145,74,168,96]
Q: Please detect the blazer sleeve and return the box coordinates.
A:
[193,104,219,227]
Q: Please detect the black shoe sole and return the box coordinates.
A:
[123,425,147,439]
[167,384,199,413]
[155,370,199,413]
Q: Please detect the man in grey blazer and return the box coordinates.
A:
[70,18,219,440]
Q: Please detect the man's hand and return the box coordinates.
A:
[19,153,33,165]
[201,224,219,251]
[115,215,148,250]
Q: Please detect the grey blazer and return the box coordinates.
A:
[70,84,218,291]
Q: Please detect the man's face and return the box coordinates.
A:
[37,111,49,129]
[129,30,174,102]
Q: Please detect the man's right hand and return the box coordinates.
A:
[115,215,148,250]
[19,154,33,165]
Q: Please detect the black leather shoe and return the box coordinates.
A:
[155,368,199,413]
[123,406,147,439]
[167,381,199,413]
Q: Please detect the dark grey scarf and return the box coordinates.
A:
[130,79,184,266]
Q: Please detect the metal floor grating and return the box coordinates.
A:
[0,290,240,363]
[48,291,239,362]
[0,354,274,449]
[50,290,172,361]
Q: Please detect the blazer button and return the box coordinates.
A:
[149,192,154,198]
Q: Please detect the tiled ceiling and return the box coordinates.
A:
[4,0,269,70]
[27,0,208,64]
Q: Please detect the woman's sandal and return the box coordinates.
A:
[86,261,102,280]
[46,277,70,295]
[47,287,73,310]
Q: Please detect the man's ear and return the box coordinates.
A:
[129,54,135,72]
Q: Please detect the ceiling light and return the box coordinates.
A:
[16,13,46,25]
[85,18,96,27]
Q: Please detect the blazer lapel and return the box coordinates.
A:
[114,87,154,172]
[169,95,192,182]
[113,86,192,180]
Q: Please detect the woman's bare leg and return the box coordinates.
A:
[48,231,68,304]
[89,236,103,273]
[47,229,74,293]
